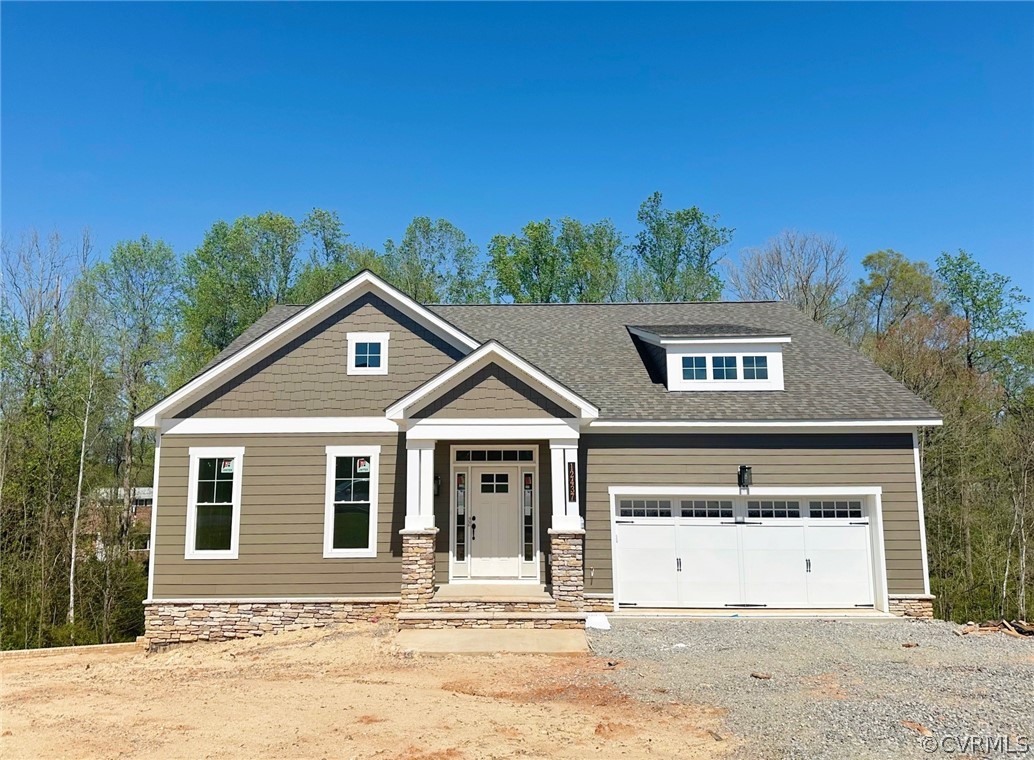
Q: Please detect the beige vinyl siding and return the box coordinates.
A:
[581,433,926,597]
[412,363,576,419]
[152,433,405,599]
[174,294,464,419]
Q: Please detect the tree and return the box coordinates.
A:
[489,217,624,304]
[489,220,571,303]
[557,218,624,303]
[855,250,937,336]
[728,230,850,328]
[383,217,488,303]
[92,236,178,558]
[626,192,733,302]
[936,249,1030,374]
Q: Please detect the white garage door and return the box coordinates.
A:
[613,496,875,609]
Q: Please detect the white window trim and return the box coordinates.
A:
[324,445,381,558]
[347,332,389,376]
[666,342,785,391]
[185,446,245,560]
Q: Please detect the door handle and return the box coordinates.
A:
[470,516,476,541]
[806,558,811,573]
[676,557,682,572]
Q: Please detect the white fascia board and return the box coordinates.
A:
[587,419,943,432]
[406,417,581,442]
[628,326,791,346]
[386,341,599,421]
[161,417,399,435]
[608,485,884,497]
[135,271,480,428]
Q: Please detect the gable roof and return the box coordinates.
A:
[141,277,941,425]
[430,301,940,423]
[134,271,480,427]
[386,340,599,421]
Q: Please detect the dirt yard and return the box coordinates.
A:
[0,623,731,760]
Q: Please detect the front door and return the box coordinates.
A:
[469,466,520,578]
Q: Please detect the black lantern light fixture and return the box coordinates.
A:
[737,465,753,490]
[433,474,441,496]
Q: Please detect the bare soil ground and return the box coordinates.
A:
[1,623,732,760]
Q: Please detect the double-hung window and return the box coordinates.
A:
[324,445,380,558]
[347,332,389,375]
[185,447,244,559]
[712,355,738,380]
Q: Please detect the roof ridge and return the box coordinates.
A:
[429,300,785,307]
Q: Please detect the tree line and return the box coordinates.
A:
[1,193,1030,648]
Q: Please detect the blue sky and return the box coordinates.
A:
[3,2,1032,312]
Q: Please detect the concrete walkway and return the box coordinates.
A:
[396,628,589,655]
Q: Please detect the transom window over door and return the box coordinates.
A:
[347,332,389,375]
[186,447,244,559]
[324,446,380,558]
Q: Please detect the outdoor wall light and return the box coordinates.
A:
[737,465,753,489]
[433,474,441,496]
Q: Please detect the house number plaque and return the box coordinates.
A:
[567,461,577,502]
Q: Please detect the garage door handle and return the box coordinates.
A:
[806,558,812,573]
[676,557,681,572]
[615,520,634,524]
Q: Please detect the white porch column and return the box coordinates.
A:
[549,440,581,530]
[405,440,436,530]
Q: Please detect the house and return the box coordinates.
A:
[135,271,941,646]
[84,487,154,562]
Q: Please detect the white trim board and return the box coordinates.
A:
[386,340,599,421]
[588,419,943,431]
[629,326,792,346]
[608,485,884,497]
[161,417,399,435]
[146,433,161,600]
[406,418,581,442]
[912,431,933,596]
[135,270,481,428]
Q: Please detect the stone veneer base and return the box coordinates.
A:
[143,600,398,650]
[888,595,935,619]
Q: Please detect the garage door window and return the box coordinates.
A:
[746,500,801,518]
[618,498,672,518]
[680,499,733,518]
[809,500,863,519]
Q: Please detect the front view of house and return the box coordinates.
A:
[137,271,941,646]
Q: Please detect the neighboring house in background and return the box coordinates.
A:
[86,487,154,562]
[135,271,941,647]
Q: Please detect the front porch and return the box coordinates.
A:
[397,434,588,628]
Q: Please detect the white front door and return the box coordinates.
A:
[469,467,521,578]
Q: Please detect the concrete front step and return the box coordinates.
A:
[397,610,586,630]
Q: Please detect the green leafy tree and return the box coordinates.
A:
[489,220,570,303]
[557,218,624,303]
[936,249,1030,373]
[857,250,938,335]
[384,217,488,303]
[626,192,733,302]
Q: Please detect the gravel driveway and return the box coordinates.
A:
[587,618,1033,759]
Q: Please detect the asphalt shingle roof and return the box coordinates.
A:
[196,299,938,423]
[430,302,939,422]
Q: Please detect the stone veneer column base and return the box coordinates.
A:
[584,595,616,613]
[548,529,585,611]
[888,594,935,618]
[400,528,438,610]
[142,600,399,650]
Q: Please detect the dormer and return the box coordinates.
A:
[629,324,790,392]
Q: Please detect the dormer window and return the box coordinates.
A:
[347,332,389,376]
[743,355,768,380]
[682,356,706,381]
[712,356,738,380]
[629,325,790,392]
